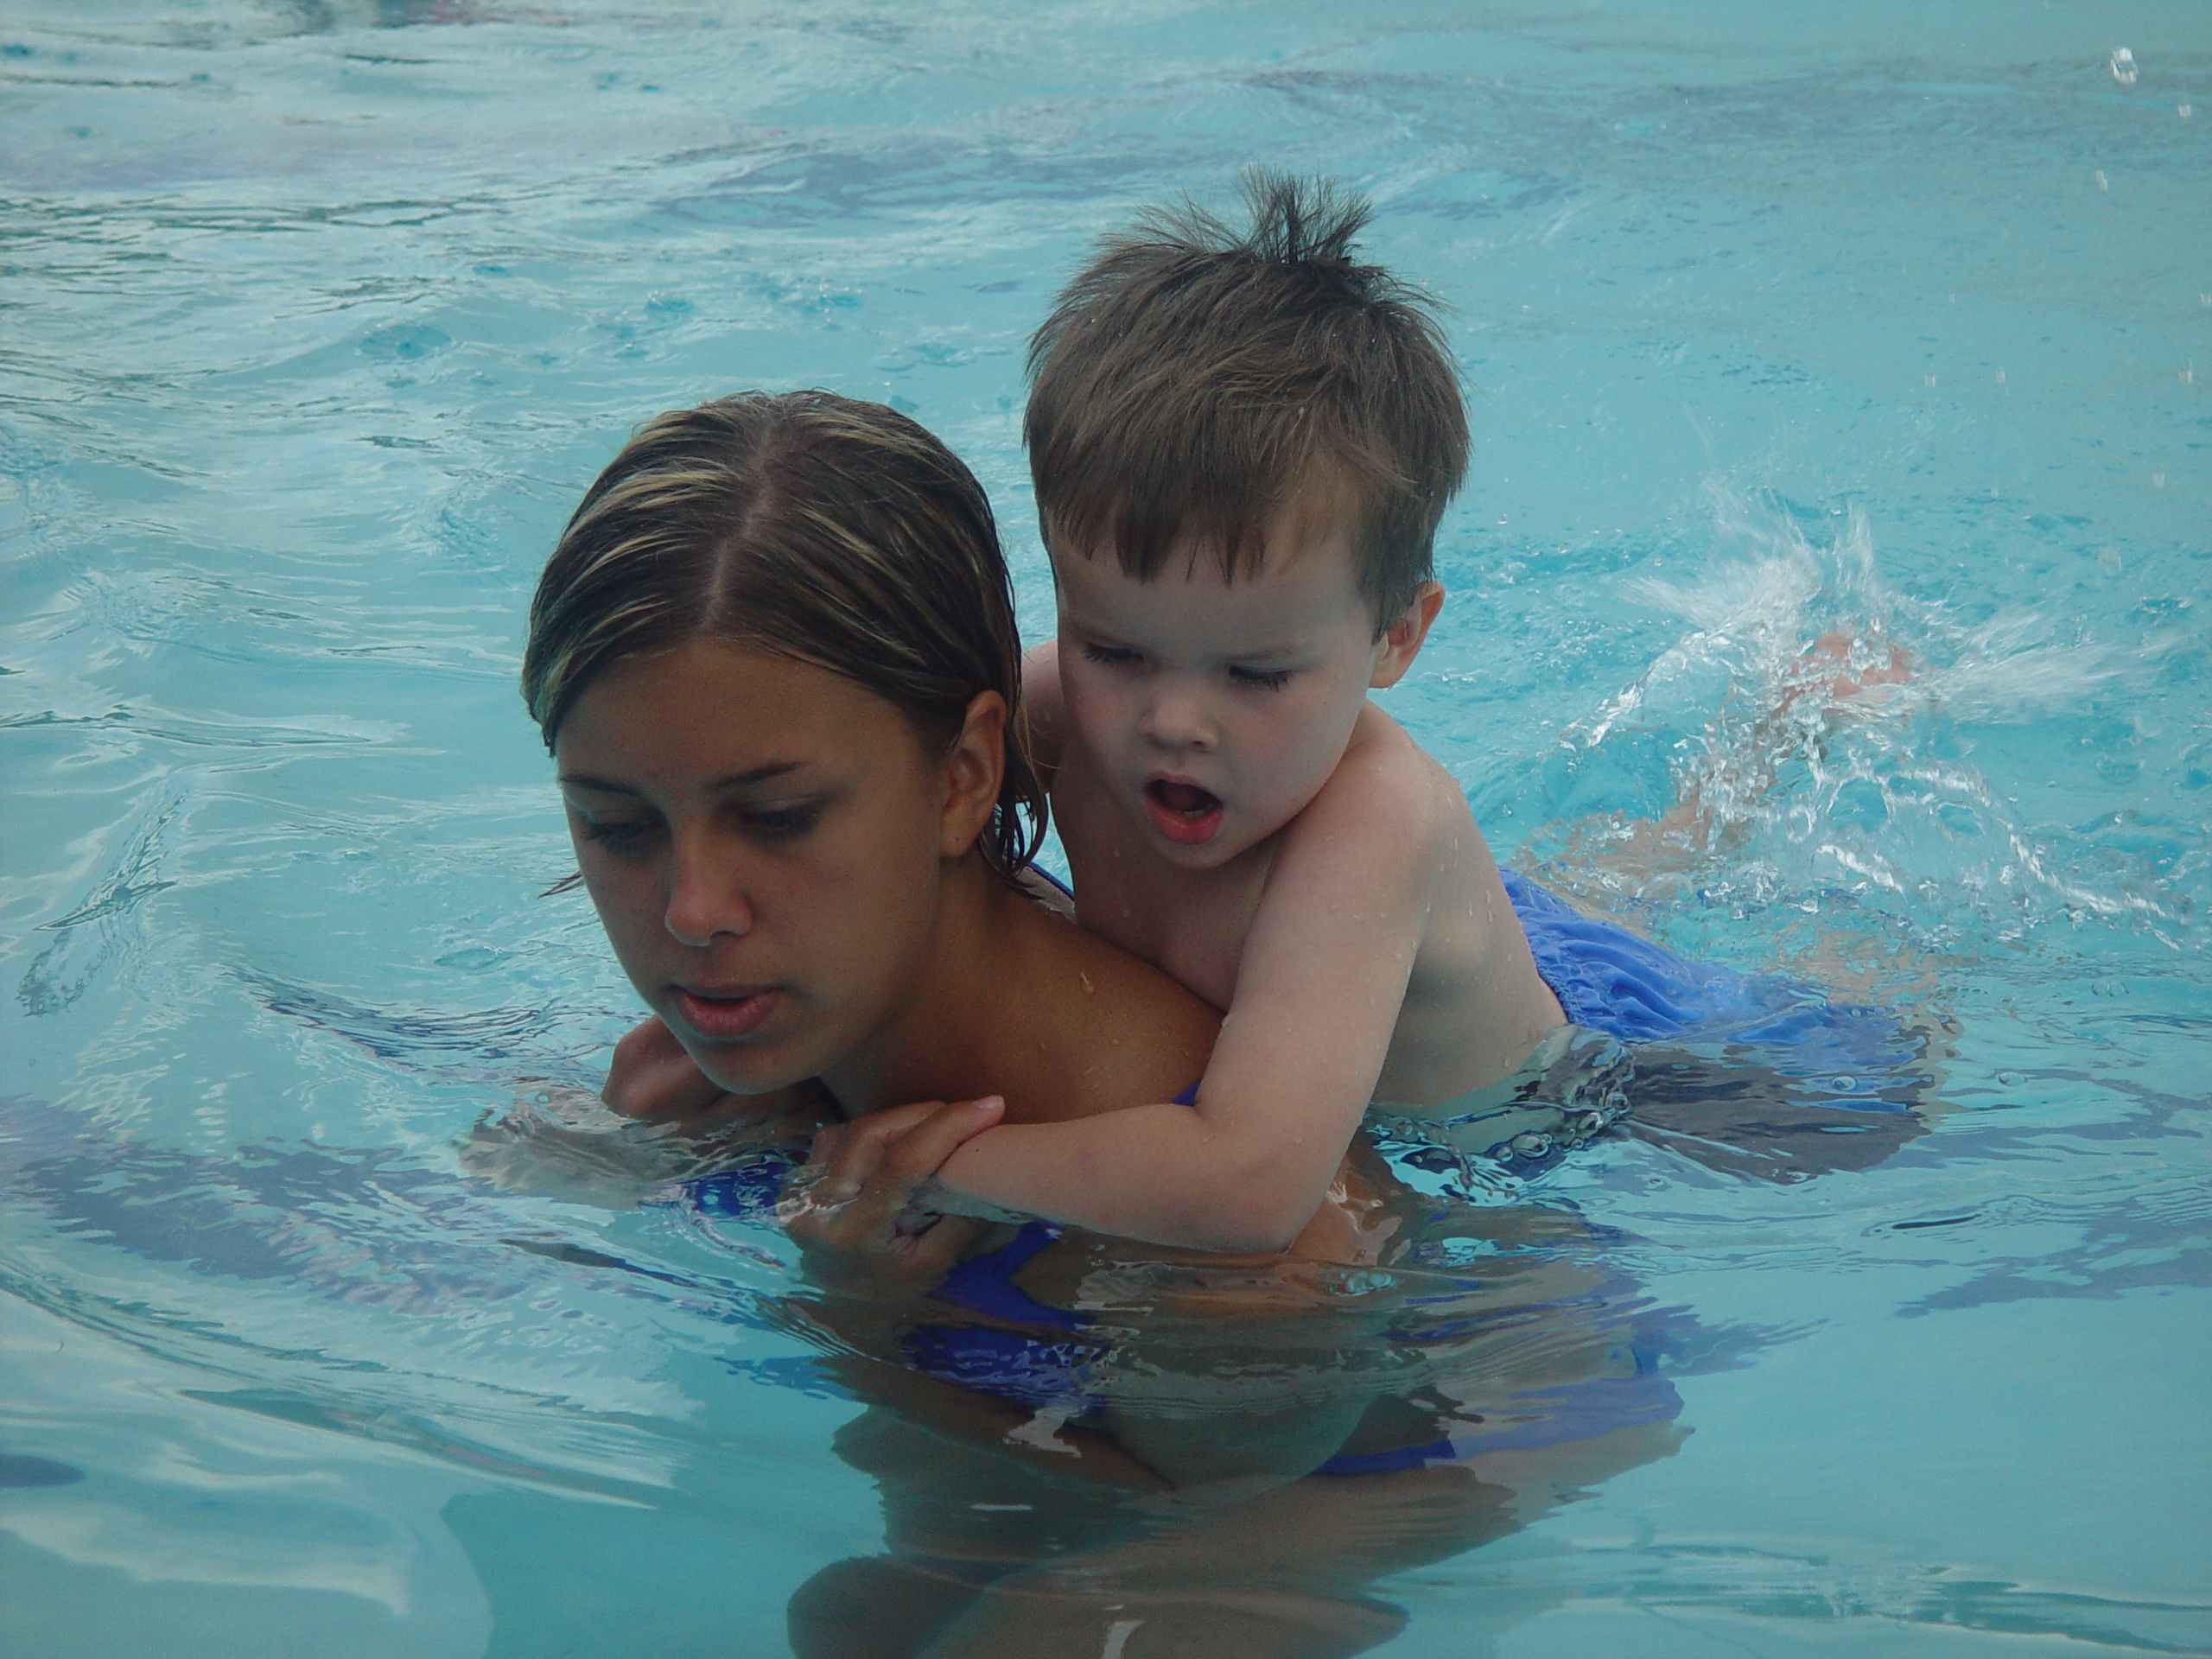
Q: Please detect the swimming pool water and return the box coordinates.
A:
[3,3,2208,1655]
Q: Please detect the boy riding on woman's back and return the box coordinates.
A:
[610,170,1900,1253]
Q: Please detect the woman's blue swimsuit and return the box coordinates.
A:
[695,872,1909,1475]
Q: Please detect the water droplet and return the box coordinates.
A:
[2152,473,2165,487]
[1997,1071,2023,1087]
[1995,369,2006,383]
[1923,373,1937,386]
[2110,47,2137,85]
[2182,104,2194,118]
[2094,169,2109,191]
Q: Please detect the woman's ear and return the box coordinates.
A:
[938,690,1007,859]
[1370,581,1445,690]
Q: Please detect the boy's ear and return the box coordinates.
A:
[1370,582,1445,690]
[938,690,1007,859]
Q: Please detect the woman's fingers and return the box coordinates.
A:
[878,1096,1006,1185]
[811,1096,1004,1210]
[806,1099,948,1198]
[786,1097,1007,1284]
[602,1016,728,1117]
[897,1211,990,1277]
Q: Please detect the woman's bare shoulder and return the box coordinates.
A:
[988,879,1220,1121]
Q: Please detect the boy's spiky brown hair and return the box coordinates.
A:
[1026,171,1468,626]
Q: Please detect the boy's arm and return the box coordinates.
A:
[1018,639,1067,782]
[936,750,1438,1253]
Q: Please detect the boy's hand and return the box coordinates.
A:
[784,1096,1007,1299]
[603,1014,729,1118]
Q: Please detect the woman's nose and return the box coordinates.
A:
[663,836,754,947]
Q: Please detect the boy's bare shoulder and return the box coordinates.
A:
[1287,701,1470,858]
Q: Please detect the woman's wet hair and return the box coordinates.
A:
[523,390,1045,880]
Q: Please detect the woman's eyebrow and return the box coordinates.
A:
[556,772,639,795]
[557,762,801,795]
[709,762,802,792]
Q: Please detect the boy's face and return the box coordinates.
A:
[1052,508,1434,870]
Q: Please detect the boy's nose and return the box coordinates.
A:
[663,838,756,947]
[1137,688,1217,752]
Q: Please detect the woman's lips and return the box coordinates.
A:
[1143,778,1224,847]
[670,985,782,1040]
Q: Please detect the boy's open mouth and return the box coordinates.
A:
[1142,778,1224,847]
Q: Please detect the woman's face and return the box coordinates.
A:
[554,638,979,1097]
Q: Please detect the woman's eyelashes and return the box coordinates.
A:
[575,812,657,854]
[571,799,820,853]
[739,801,820,842]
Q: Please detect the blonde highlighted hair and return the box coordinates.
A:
[522,390,1045,880]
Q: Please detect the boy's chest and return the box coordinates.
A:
[1051,761,1268,1010]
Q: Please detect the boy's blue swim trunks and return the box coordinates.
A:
[1499,868,1922,1086]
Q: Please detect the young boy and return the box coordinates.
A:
[610,175,1580,1249]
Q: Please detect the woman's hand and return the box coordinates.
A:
[784,1096,1007,1300]
[602,1014,733,1118]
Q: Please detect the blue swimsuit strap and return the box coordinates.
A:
[928,1220,1089,1332]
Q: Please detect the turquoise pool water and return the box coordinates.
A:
[3,3,2208,1654]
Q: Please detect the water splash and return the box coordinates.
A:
[1522,489,2184,977]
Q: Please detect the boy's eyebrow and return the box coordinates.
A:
[558,762,802,795]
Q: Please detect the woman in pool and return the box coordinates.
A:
[526,389,1304,1244]
[521,389,1681,1655]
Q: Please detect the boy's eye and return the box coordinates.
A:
[1228,665,1294,691]
[1079,641,1141,669]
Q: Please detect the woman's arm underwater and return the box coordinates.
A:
[778,1091,1172,1492]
